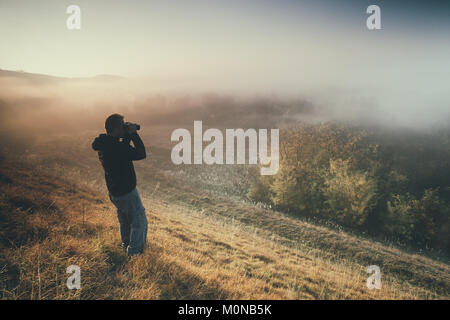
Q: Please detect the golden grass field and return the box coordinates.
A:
[0,126,449,299]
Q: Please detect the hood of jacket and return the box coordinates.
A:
[92,134,118,151]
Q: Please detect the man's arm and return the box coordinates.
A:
[124,132,146,160]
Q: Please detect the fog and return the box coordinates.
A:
[2,1,449,137]
[0,69,449,153]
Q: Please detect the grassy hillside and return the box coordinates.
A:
[0,68,449,300]
[1,157,449,299]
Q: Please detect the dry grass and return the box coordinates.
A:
[0,159,448,299]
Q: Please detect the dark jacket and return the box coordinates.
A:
[92,133,146,197]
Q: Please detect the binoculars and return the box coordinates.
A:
[124,122,140,131]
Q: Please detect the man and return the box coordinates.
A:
[92,113,148,256]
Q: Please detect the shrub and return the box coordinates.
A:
[386,189,450,250]
[248,122,450,253]
[322,159,378,226]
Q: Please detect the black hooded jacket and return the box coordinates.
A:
[92,132,146,197]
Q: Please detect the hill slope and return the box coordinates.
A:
[0,160,448,299]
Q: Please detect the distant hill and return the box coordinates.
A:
[0,69,123,84]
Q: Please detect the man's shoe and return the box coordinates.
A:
[127,246,144,256]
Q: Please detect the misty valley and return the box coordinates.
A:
[0,70,449,300]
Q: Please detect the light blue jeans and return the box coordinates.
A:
[109,188,148,256]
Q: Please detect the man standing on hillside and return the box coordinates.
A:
[92,114,148,256]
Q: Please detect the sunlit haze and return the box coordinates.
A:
[1,0,449,126]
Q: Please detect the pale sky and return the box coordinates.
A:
[1,0,449,99]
